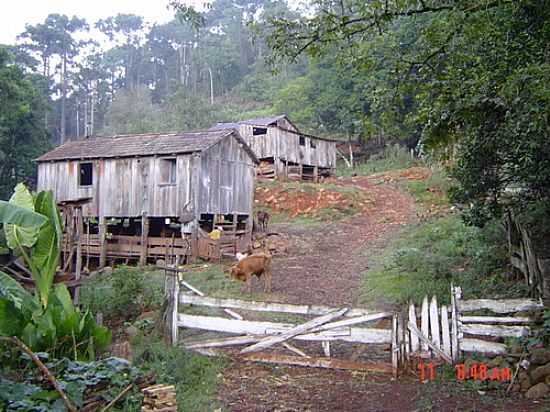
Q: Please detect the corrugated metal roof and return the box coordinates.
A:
[36,130,259,163]
[210,115,289,131]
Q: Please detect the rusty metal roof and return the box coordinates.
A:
[210,114,290,131]
[36,130,259,163]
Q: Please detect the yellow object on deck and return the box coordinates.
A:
[209,229,222,240]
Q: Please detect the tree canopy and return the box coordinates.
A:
[263,0,550,224]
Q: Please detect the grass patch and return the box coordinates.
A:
[360,215,528,306]
[132,333,226,412]
[80,265,164,322]
[402,166,452,210]
[337,144,420,177]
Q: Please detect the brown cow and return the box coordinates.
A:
[256,210,270,232]
[228,253,272,293]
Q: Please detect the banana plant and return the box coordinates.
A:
[0,184,111,359]
[0,183,62,308]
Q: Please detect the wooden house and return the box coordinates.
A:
[36,129,258,266]
[210,115,337,181]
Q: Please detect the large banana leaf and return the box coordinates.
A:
[2,184,44,249]
[32,191,63,306]
[0,271,38,313]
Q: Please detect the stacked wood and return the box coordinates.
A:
[257,161,276,179]
[141,384,177,412]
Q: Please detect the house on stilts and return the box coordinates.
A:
[210,115,338,181]
[36,129,258,267]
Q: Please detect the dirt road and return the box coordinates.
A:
[218,174,545,412]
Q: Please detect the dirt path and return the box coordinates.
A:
[218,174,546,412]
[269,176,415,309]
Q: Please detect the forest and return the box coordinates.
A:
[1,0,550,409]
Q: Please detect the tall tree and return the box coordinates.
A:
[0,47,49,199]
[19,15,88,144]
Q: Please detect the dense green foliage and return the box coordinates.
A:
[361,215,525,305]
[264,0,550,225]
[0,356,144,411]
[80,266,165,322]
[0,184,110,359]
[0,48,49,200]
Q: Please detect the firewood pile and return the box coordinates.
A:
[141,384,177,412]
[257,161,276,179]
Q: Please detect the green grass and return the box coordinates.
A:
[337,144,420,177]
[402,166,452,209]
[131,333,227,412]
[360,215,528,306]
[80,265,165,322]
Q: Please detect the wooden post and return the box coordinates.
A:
[313,166,319,183]
[140,212,149,266]
[164,270,179,346]
[74,207,83,304]
[450,285,461,362]
[85,218,90,270]
[99,216,107,269]
[391,313,398,377]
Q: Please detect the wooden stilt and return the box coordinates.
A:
[99,216,107,269]
[140,212,149,266]
[74,207,83,304]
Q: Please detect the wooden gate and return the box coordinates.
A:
[404,285,544,365]
[164,269,400,375]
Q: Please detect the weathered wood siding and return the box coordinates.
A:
[237,120,336,169]
[198,135,256,215]
[37,135,255,218]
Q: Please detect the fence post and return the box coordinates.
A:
[391,313,399,377]
[164,270,179,346]
[450,284,461,362]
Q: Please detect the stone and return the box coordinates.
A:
[100,266,113,275]
[519,371,531,391]
[525,383,549,399]
[510,384,521,393]
[488,356,504,368]
[125,325,139,338]
[531,349,550,365]
[531,363,550,385]
[510,344,523,355]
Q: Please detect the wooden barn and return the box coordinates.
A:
[210,115,337,181]
[36,129,258,266]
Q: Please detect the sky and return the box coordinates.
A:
[0,0,208,45]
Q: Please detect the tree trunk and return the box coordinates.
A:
[60,51,67,144]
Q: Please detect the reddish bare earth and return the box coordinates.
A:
[217,172,548,411]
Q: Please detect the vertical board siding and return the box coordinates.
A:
[37,134,255,219]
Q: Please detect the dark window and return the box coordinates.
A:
[299,136,306,146]
[253,127,267,136]
[160,158,177,184]
[79,162,93,186]
[310,140,316,149]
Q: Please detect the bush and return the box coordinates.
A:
[361,215,527,305]
[80,266,164,322]
[337,144,419,176]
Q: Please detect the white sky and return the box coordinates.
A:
[0,0,209,45]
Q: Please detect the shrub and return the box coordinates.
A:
[80,266,164,322]
[337,144,419,176]
[361,215,526,305]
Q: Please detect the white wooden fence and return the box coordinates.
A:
[164,269,399,375]
[405,285,544,364]
[164,271,544,373]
